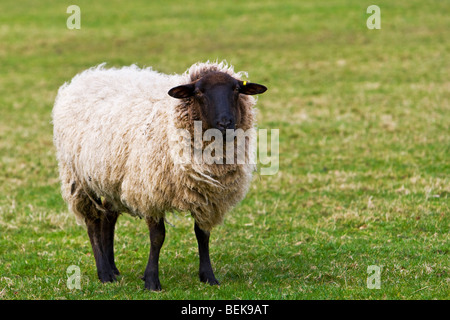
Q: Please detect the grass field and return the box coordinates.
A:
[0,0,449,300]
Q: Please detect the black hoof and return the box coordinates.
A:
[144,279,162,291]
[98,270,117,283]
[112,267,120,276]
[199,271,220,286]
[142,272,162,291]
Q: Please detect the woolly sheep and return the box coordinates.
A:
[52,61,267,290]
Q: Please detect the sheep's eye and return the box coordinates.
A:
[194,89,203,96]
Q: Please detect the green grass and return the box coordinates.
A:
[0,0,449,299]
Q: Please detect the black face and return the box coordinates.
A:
[168,72,267,133]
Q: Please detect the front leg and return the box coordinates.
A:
[194,222,219,285]
[143,217,165,291]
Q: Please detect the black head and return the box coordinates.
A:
[168,72,267,133]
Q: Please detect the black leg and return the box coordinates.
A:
[143,218,165,291]
[101,209,120,276]
[194,222,219,285]
[85,216,117,283]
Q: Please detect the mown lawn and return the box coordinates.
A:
[0,0,448,299]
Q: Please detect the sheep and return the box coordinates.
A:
[52,61,267,291]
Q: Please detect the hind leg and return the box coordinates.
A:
[85,215,117,283]
[83,200,120,283]
[101,203,120,276]
[61,169,119,282]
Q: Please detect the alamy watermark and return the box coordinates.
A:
[66,5,81,30]
[367,265,381,289]
[66,265,81,290]
[366,5,381,29]
[67,5,381,31]
[169,121,279,175]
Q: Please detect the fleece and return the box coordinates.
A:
[52,61,258,231]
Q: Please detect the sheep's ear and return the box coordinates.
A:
[168,83,195,99]
[239,81,267,95]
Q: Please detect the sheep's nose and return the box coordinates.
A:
[216,118,234,132]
